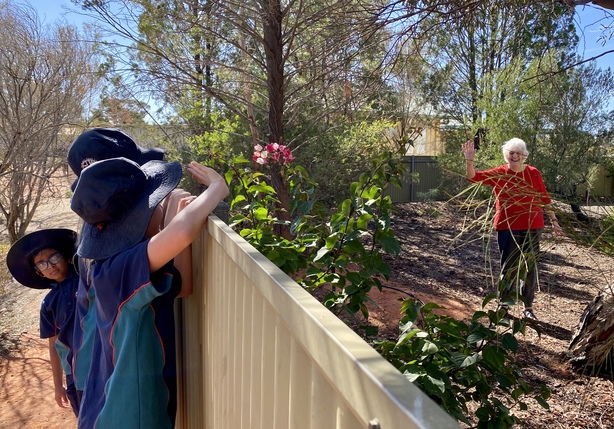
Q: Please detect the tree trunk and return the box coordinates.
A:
[568,292,614,379]
[261,0,292,240]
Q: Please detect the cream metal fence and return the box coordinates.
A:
[176,215,461,429]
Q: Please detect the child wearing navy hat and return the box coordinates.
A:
[70,157,228,429]
[6,228,81,417]
[67,128,165,189]
[66,128,193,414]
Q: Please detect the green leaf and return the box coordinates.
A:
[313,246,330,262]
[451,352,480,368]
[482,345,506,367]
[346,271,362,284]
[539,384,552,400]
[422,302,445,311]
[403,367,422,383]
[495,374,514,389]
[250,183,276,194]
[356,212,372,229]
[343,239,364,254]
[340,198,352,216]
[253,207,269,220]
[401,299,422,321]
[377,236,401,254]
[471,311,489,322]
[534,395,550,410]
[325,235,339,249]
[344,284,359,295]
[360,325,379,337]
[481,293,498,307]
[467,333,485,344]
[421,340,438,355]
[399,328,422,343]
[474,406,490,421]
[501,333,518,352]
[424,374,446,394]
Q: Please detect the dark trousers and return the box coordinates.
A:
[497,229,542,308]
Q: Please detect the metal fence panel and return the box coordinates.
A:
[385,156,443,202]
[177,216,461,429]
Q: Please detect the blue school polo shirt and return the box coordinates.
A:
[72,258,97,392]
[40,267,79,378]
[77,240,179,429]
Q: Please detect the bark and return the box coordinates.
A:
[260,0,292,239]
[568,292,614,379]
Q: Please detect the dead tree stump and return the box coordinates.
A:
[568,292,614,379]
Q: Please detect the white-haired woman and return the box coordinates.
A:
[462,137,564,320]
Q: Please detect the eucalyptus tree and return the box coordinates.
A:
[388,1,579,126]
[476,51,614,194]
[0,1,100,243]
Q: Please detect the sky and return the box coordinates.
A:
[31,0,91,25]
[28,0,614,109]
[574,6,614,69]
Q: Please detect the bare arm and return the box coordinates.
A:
[48,337,69,409]
[163,189,196,297]
[461,140,476,179]
[544,205,565,236]
[147,162,229,273]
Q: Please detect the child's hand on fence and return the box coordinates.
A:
[163,189,195,228]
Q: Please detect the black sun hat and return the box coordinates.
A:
[70,157,182,260]
[6,228,78,289]
[67,128,165,191]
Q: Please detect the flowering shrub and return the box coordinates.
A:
[252,143,295,165]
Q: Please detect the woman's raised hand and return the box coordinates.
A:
[461,140,476,161]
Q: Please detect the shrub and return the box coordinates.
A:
[374,299,551,428]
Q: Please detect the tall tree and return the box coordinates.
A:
[76,0,392,235]
[89,95,149,125]
[391,0,579,124]
[476,51,614,192]
[0,1,100,242]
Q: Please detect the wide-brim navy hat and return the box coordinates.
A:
[68,128,165,191]
[6,228,78,289]
[71,157,182,260]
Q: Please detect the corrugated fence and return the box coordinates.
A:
[175,215,460,429]
[384,156,444,202]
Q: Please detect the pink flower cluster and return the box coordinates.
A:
[252,143,294,165]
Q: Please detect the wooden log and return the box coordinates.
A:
[568,292,614,379]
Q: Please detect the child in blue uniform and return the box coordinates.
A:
[70,157,228,429]
[67,127,165,189]
[6,228,81,416]
[66,128,193,420]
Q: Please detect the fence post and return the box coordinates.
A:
[213,201,229,224]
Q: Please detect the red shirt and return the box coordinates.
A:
[470,165,551,231]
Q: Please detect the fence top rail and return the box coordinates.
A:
[206,216,461,429]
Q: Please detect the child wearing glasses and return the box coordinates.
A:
[6,228,81,416]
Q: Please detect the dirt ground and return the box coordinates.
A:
[355,201,614,429]
[1,197,613,428]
